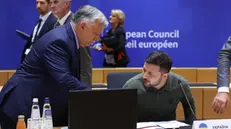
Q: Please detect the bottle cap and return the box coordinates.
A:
[33,98,38,103]
[44,97,50,103]
[18,115,25,119]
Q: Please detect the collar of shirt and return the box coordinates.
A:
[143,73,173,92]
[39,11,52,22]
[31,11,52,42]
[70,21,79,49]
[58,11,71,26]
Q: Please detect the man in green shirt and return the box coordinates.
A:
[123,51,196,124]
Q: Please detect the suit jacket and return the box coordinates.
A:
[217,36,231,89]
[63,12,92,87]
[64,13,72,25]
[56,12,72,27]
[0,23,90,127]
[21,13,57,63]
[101,26,130,67]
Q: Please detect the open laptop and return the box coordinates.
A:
[68,89,137,129]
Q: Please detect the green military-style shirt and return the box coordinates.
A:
[123,72,196,124]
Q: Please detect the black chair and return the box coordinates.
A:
[107,72,140,89]
[92,84,107,88]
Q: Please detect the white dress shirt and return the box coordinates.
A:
[31,11,52,42]
[56,11,72,26]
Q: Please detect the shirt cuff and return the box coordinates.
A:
[218,87,230,93]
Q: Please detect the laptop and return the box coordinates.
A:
[68,89,137,129]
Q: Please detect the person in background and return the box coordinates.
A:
[0,5,108,129]
[123,51,196,125]
[21,0,57,63]
[212,36,231,114]
[93,9,129,67]
[51,0,72,27]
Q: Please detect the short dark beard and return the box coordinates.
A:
[152,77,162,87]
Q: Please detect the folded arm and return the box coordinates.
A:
[101,28,126,51]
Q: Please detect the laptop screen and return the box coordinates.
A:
[68,89,137,129]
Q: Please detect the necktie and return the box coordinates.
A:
[34,18,42,42]
[54,21,61,28]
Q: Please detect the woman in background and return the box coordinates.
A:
[94,9,129,67]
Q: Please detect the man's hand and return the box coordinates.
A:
[212,92,230,114]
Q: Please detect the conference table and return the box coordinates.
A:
[1,83,231,129]
[52,125,192,129]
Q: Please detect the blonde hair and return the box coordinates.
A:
[111,9,125,25]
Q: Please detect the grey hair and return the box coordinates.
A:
[71,5,108,27]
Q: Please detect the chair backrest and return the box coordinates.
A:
[107,72,140,89]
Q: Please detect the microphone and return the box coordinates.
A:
[178,80,197,121]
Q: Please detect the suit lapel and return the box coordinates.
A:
[65,23,80,79]
[64,13,72,25]
[37,13,55,38]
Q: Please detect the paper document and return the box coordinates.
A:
[137,121,189,129]
[143,127,164,129]
[155,120,189,128]
[137,122,157,128]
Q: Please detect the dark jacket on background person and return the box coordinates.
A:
[101,26,129,67]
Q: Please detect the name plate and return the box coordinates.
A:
[193,119,231,129]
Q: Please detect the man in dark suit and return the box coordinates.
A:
[51,0,72,27]
[21,0,57,63]
[212,36,231,114]
[0,5,108,129]
[51,0,93,87]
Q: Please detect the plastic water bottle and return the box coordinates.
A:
[30,98,41,129]
[27,118,31,129]
[41,97,53,129]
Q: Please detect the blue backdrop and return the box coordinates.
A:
[1,0,231,69]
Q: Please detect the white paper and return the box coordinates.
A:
[143,127,164,129]
[155,120,189,128]
[137,122,157,128]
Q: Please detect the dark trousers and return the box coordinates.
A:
[0,110,16,129]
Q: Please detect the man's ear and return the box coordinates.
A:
[65,0,71,7]
[162,73,168,79]
[79,21,86,30]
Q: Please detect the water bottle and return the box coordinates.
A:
[30,98,41,129]
[41,97,53,129]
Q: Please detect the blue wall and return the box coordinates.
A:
[1,0,231,69]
